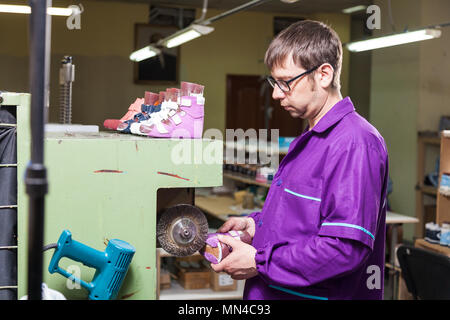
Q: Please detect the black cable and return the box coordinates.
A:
[42,243,57,252]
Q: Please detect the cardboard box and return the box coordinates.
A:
[176,256,210,290]
[210,271,237,291]
[160,268,171,290]
[178,268,210,289]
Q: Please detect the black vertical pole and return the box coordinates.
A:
[26,0,50,300]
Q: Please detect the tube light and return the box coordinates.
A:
[0,4,30,14]
[129,45,161,62]
[47,7,73,16]
[160,24,215,49]
[0,4,72,16]
[342,5,367,14]
[346,28,442,52]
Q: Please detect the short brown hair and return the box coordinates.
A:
[264,20,343,90]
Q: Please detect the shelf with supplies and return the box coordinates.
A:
[156,248,245,300]
[436,131,450,225]
[415,131,442,238]
[195,193,261,222]
[221,137,293,198]
[223,172,272,188]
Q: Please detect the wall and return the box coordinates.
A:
[348,14,371,120]
[0,0,350,134]
[0,0,151,127]
[370,0,450,241]
[418,0,450,131]
[370,0,421,241]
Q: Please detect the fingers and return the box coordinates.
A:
[210,260,226,273]
[217,235,240,249]
[217,217,245,233]
[210,236,239,273]
[245,217,256,238]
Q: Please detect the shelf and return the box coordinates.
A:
[416,132,442,238]
[157,248,245,300]
[415,238,450,257]
[223,172,271,188]
[437,133,450,225]
[418,131,441,145]
[416,184,437,196]
[195,194,261,221]
[159,279,244,300]
[158,248,201,258]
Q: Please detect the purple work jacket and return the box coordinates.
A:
[244,97,389,300]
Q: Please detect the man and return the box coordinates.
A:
[211,20,389,300]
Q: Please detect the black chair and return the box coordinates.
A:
[397,245,450,300]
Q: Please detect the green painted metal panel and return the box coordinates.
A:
[7,92,223,300]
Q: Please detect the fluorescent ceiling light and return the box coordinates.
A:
[342,5,367,14]
[159,24,215,49]
[346,28,442,52]
[0,4,72,16]
[129,45,161,62]
[47,7,73,16]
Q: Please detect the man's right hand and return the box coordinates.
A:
[217,217,256,238]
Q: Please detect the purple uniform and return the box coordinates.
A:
[244,97,389,300]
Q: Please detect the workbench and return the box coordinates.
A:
[3,92,223,300]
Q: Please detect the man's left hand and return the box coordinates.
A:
[210,235,258,280]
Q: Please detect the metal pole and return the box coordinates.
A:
[26,0,51,300]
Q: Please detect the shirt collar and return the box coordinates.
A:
[309,97,355,134]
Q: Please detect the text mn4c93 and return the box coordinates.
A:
[222,304,270,315]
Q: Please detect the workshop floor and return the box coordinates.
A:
[384,271,394,300]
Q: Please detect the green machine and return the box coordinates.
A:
[2,92,223,300]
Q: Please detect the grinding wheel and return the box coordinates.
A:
[157,204,208,256]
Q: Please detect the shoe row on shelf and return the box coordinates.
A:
[223,163,276,184]
[104,81,205,139]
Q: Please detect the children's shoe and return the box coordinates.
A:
[103,119,122,130]
[440,223,450,247]
[425,222,441,244]
[129,91,165,135]
[103,97,144,131]
[199,231,252,264]
[439,173,450,196]
[120,97,145,121]
[143,95,204,138]
[117,93,161,133]
[130,89,178,135]
[141,84,205,139]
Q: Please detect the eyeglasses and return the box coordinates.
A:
[267,65,320,92]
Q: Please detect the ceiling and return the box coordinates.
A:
[106,0,372,15]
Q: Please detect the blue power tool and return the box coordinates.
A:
[47,230,135,300]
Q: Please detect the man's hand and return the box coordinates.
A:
[210,235,258,280]
[218,217,256,238]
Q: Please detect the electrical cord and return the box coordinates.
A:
[43,243,58,252]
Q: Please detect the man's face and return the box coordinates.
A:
[270,57,319,120]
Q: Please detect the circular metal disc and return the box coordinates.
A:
[157,204,208,256]
[170,217,197,245]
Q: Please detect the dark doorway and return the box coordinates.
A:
[226,74,303,137]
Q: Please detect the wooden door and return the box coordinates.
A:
[226,74,303,137]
